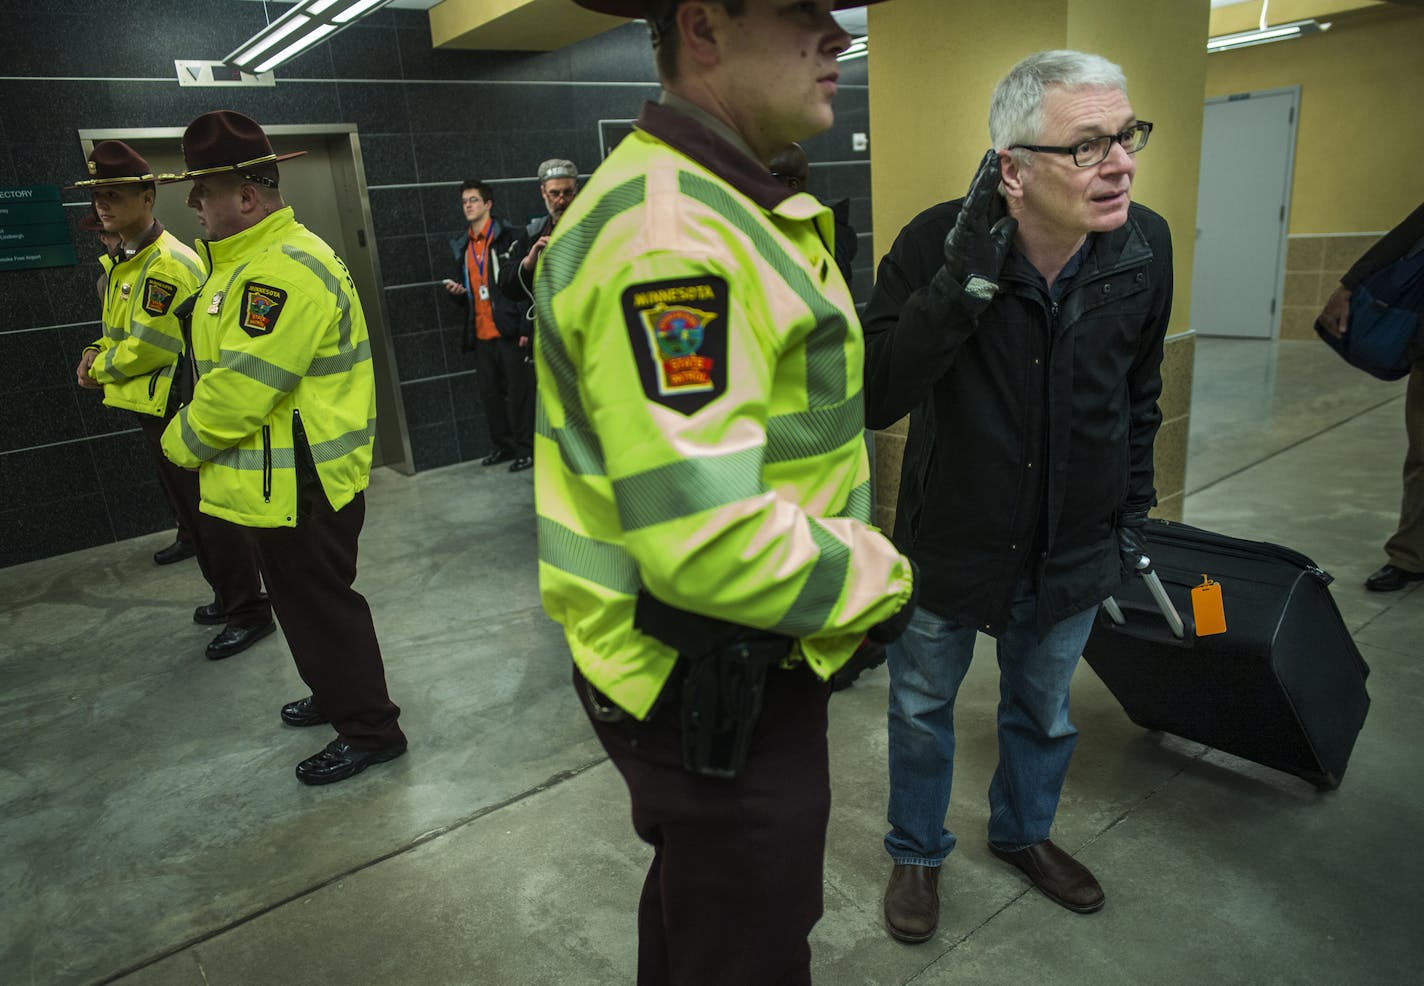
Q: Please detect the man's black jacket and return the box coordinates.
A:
[862,200,1173,636]
[498,215,555,342]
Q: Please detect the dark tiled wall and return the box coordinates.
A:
[0,0,873,567]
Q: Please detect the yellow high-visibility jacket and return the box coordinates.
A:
[533,101,913,719]
[161,207,376,528]
[87,224,201,416]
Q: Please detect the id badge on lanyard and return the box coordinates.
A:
[471,236,490,301]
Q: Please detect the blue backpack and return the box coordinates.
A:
[1314,246,1424,381]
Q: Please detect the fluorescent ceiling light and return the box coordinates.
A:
[227,12,311,67]
[1207,0,1331,54]
[1207,18,1331,52]
[254,23,340,72]
[839,36,868,62]
[225,0,396,73]
[334,0,391,23]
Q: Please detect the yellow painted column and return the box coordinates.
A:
[865,0,1209,529]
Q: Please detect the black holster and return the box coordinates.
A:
[634,593,791,780]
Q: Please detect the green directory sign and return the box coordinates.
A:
[0,185,78,271]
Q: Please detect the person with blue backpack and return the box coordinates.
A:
[1317,202,1424,591]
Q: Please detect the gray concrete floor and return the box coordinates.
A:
[3,337,1421,986]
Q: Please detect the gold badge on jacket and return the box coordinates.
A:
[239,281,288,338]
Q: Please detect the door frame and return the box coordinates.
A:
[76,123,414,475]
[1195,86,1300,339]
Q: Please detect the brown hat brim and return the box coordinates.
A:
[64,174,156,191]
[156,149,308,184]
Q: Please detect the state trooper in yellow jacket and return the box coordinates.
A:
[545,2,908,981]
[69,141,271,656]
[160,111,406,786]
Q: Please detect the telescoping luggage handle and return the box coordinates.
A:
[1102,552,1186,639]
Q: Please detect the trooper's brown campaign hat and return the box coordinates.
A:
[78,205,104,231]
[66,140,155,189]
[159,110,306,183]
[573,0,891,15]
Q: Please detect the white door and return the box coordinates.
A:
[1190,88,1299,338]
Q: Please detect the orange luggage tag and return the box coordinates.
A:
[1191,575,1227,636]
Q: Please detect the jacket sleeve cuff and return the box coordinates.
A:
[159,411,202,469]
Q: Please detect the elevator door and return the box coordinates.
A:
[78,126,411,473]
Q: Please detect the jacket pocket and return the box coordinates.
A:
[261,424,273,503]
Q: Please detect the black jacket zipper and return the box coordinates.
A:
[261,425,273,503]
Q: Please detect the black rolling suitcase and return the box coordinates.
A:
[1082,519,1371,790]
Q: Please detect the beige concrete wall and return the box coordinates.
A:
[865,0,1205,534]
[1279,233,1384,340]
[1205,4,1424,235]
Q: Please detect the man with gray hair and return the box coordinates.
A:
[862,49,1172,941]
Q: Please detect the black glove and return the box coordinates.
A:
[829,638,885,692]
[940,148,1018,316]
[829,557,918,692]
[1116,509,1150,581]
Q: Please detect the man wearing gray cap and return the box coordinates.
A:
[496,158,578,472]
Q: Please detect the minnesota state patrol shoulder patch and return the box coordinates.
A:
[239,282,287,338]
[142,277,177,317]
[622,275,729,415]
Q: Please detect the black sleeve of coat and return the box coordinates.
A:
[1123,215,1174,514]
[1341,201,1424,290]
[830,199,857,286]
[498,233,533,303]
[861,203,981,431]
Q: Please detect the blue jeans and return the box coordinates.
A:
[884,580,1099,866]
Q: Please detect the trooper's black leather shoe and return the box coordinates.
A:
[205,620,276,661]
[1364,563,1424,592]
[154,539,196,565]
[295,738,406,785]
[481,449,514,466]
[280,696,329,727]
[193,601,226,626]
[508,456,533,473]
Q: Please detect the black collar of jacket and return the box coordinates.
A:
[114,218,164,264]
[1002,205,1157,319]
[634,100,794,213]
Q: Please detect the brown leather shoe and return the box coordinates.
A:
[989,840,1104,913]
[883,863,940,943]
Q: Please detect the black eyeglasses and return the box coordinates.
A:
[1010,121,1154,168]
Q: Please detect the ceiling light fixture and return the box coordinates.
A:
[1207,0,1330,53]
[1207,18,1331,52]
[839,36,868,62]
[225,0,396,75]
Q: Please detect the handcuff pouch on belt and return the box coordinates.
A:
[634,592,791,781]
